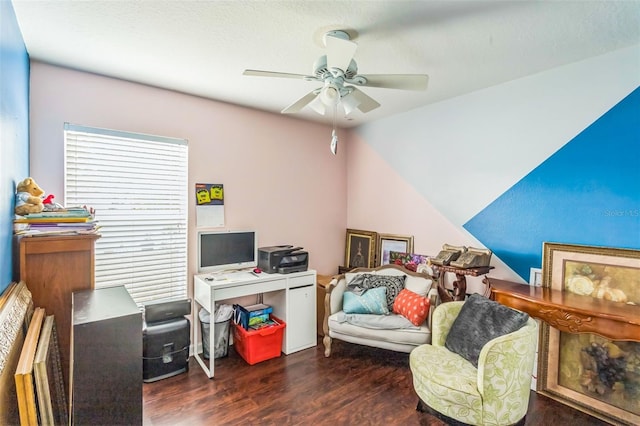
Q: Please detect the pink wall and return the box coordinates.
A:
[28,62,347,278]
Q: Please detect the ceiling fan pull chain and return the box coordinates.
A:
[330,103,338,155]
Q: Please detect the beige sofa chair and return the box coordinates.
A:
[323,264,439,357]
[410,299,538,425]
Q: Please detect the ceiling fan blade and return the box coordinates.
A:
[357,74,429,90]
[349,88,381,113]
[243,69,314,80]
[325,35,357,73]
[281,90,319,114]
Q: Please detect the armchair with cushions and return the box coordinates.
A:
[323,264,439,357]
[410,295,538,426]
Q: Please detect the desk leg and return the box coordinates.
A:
[192,299,214,378]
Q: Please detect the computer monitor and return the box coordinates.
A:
[197,230,257,273]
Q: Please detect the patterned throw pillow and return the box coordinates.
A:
[393,288,430,326]
[361,274,406,311]
[343,286,389,315]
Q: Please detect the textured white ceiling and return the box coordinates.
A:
[12,0,640,128]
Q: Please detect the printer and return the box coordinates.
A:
[258,245,309,274]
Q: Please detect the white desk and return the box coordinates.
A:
[193,269,317,378]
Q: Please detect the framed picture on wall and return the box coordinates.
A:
[376,233,414,266]
[344,229,377,269]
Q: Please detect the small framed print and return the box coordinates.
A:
[389,251,431,273]
[529,267,542,286]
[345,229,377,269]
[376,233,414,267]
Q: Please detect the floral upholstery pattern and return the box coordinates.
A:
[410,301,538,426]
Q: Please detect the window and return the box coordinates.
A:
[64,123,188,304]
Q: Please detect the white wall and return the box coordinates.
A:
[356,45,639,227]
[29,62,348,280]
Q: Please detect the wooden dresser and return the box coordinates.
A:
[13,234,100,399]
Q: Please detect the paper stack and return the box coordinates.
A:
[14,207,100,237]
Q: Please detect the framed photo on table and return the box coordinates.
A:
[389,251,431,273]
[529,267,542,286]
[344,229,377,269]
[538,242,640,426]
[376,233,414,266]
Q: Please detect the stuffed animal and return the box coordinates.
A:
[15,177,45,216]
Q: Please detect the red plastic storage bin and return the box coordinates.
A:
[232,315,286,365]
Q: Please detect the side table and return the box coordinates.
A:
[432,265,494,302]
[316,274,334,336]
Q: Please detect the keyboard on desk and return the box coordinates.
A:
[207,271,259,282]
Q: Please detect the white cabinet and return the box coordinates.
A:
[286,275,317,353]
[193,269,316,378]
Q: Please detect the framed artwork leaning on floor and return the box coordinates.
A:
[345,229,377,269]
[376,233,414,267]
[538,242,640,426]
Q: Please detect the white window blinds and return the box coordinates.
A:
[64,123,188,304]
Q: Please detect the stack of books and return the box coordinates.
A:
[233,303,277,330]
[14,207,100,237]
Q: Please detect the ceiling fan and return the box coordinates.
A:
[243,30,429,154]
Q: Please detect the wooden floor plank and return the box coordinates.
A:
[143,338,608,425]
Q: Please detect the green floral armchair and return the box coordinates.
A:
[409,301,538,426]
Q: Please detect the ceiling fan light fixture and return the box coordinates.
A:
[341,92,361,115]
[320,84,340,106]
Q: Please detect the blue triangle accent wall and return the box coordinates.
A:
[1,0,31,294]
[464,87,640,281]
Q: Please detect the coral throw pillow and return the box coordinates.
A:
[393,289,430,326]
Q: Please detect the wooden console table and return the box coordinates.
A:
[487,277,640,342]
[433,265,494,302]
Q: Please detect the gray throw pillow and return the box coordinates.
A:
[444,293,529,368]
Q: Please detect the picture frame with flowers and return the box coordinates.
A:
[538,242,640,425]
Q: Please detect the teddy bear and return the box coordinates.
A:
[15,177,45,216]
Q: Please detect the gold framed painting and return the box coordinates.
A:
[34,315,68,426]
[539,242,640,425]
[376,233,414,266]
[345,229,377,269]
[15,307,45,426]
[1,281,34,426]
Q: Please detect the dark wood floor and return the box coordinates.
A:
[143,338,609,425]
